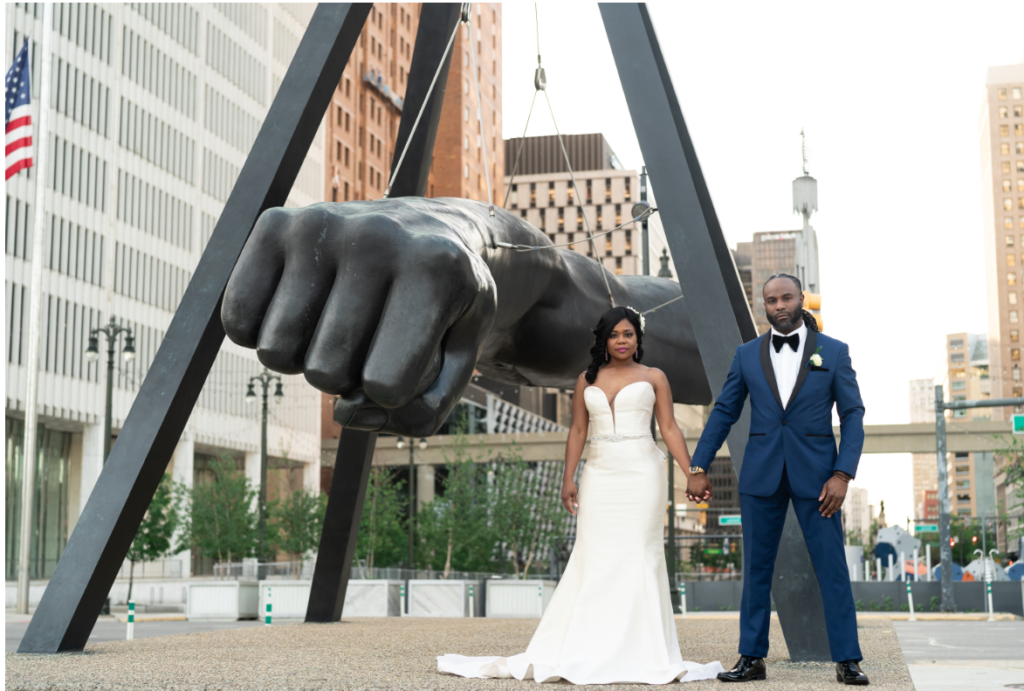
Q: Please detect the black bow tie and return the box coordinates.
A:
[772,333,800,353]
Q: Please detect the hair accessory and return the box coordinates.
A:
[624,306,645,334]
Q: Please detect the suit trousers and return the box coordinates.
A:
[738,466,862,662]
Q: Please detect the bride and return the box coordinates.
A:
[438,306,724,684]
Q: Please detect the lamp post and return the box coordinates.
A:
[397,436,428,570]
[246,369,284,562]
[85,316,136,464]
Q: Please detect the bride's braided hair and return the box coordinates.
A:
[584,306,644,384]
[764,273,819,333]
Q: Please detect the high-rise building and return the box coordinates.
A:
[5,3,328,581]
[845,486,871,545]
[944,333,996,518]
[909,378,937,521]
[982,63,1024,421]
[320,3,505,446]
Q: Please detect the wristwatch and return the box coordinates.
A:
[688,466,706,474]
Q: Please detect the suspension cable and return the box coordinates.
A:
[502,5,543,208]
[467,19,495,223]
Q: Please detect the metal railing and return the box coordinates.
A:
[213,560,314,580]
[116,559,183,580]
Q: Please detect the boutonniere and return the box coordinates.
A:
[807,346,823,369]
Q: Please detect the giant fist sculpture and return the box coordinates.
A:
[222,197,710,436]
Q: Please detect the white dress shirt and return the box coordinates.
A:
[769,321,807,409]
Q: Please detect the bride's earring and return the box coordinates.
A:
[633,351,639,362]
[605,350,609,362]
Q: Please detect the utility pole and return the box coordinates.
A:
[86,317,136,464]
[246,369,284,562]
[933,385,1024,611]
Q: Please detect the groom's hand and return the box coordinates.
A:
[818,476,848,517]
[686,473,711,503]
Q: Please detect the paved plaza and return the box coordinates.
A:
[5,617,912,690]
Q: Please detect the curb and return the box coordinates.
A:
[856,612,1020,621]
[114,614,187,623]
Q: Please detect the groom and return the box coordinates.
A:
[686,274,869,686]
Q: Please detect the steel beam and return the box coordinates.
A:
[600,3,831,661]
[303,4,460,623]
[17,3,372,654]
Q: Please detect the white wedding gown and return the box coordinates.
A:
[438,381,724,684]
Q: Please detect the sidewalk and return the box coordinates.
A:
[907,660,1024,691]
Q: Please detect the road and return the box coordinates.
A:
[893,620,1024,691]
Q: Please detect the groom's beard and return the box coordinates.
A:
[766,308,801,332]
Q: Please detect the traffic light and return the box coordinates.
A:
[972,535,978,543]
[802,291,823,331]
[949,537,956,547]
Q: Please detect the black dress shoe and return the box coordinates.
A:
[717,656,766,682]
[835,660,869,685]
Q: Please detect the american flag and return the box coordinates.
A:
[6,40,33,180]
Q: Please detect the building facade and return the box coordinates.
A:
[943,333,996,518]
[5,2,328,582]
[845,486,871,545]
[909,378,937,521]
[982,63,1024,421]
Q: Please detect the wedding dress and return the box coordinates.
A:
[438,381,724,684]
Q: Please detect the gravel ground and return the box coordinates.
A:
[6,617,912,690]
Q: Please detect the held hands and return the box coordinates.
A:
[561,479,579,516]
[685,471,712,503]
[818,475,848,518]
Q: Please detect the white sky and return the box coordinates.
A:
[501,1,1024,528]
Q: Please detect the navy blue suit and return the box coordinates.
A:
[691,329,864,662]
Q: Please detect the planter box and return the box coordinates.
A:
[485,579,556,618]
[259,581,311,619]
[343,579,404,617]
[186,580,259,620]
[408,579,482,617]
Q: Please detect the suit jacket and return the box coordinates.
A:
[690,329,865,499]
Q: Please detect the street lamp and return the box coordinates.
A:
[246,368,284,562]
[397,436,428,570]
[85,316,135,464]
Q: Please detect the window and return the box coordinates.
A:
[336,141,341,160]
[1016,106,1024,117]
[1020,217,1024,229]
[1003,143,1012,155]
[951,352,965,362]
[615,257,623,275]
[1007,198,1015,211]
[1008,234,1015,246]
[1020,198,1024,209]
[605,178,612,203]
[1013,348,1021,361]
[950,338,963,349]
[464,135,469,150]
[1001,125,1010,137]
[1018,145,1024,155]
[1015,367,1022,380]
[1012,329,1020,343]
[464,164,469,179]
[1008,218,1016,229]
[999,88,1008,100]
[1004,161,1013,174]
[1005,180,1013,192]
[951,379,966,390]
[1019,180,1024,191]
[956,480,971,489]
[1019,159,1024,171]
[1010,272,1018,286]
[1016,124,1024,136]
[955,464,970,474]
[1000,106,1009,118]
[464,106,469,122]
[1011,292,1019,305]
[1011,311,1019,324]
[1009,254,1017,267]
[1015,87,1023,99]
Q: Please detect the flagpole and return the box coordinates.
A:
[17,2,55,615]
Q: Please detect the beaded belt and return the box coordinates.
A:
[589,433,653,444]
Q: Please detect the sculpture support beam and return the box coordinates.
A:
[600,3,831,662]
[304,3,461,623]
[17,3,373,654]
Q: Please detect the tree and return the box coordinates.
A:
[354,468,407,574]
[125,474,178,601]
[267,489,327,571]
[490,446,565,579]
[993,435,1024,545]
[176,454,258,565]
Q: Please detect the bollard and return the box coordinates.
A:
[538,584,544,617]
[986,581,995,622]
[876,557,883,583]
[926,544,932,581]
[400,584,407,617]
[900,551,906,582]
[913,547,919,585]
[906,580,916,621]
[127,600,135,640]
[680,582,687,618]
[888,553,895,582]
[265,587,272,626]
[468,584,475,618]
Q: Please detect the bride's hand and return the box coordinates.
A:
[561,479,579,516]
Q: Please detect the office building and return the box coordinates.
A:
[503,133,671,277]
[5,3,328,581]
[909,378,937,521]
[982,63,1024,420]
[845,486,871,545]
[944,333,996,518]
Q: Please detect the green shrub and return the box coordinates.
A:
[929,596,940,612]
[855,599,865,612]
[883,596,895,611]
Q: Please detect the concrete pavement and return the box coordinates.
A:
[894,620,1024,691]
